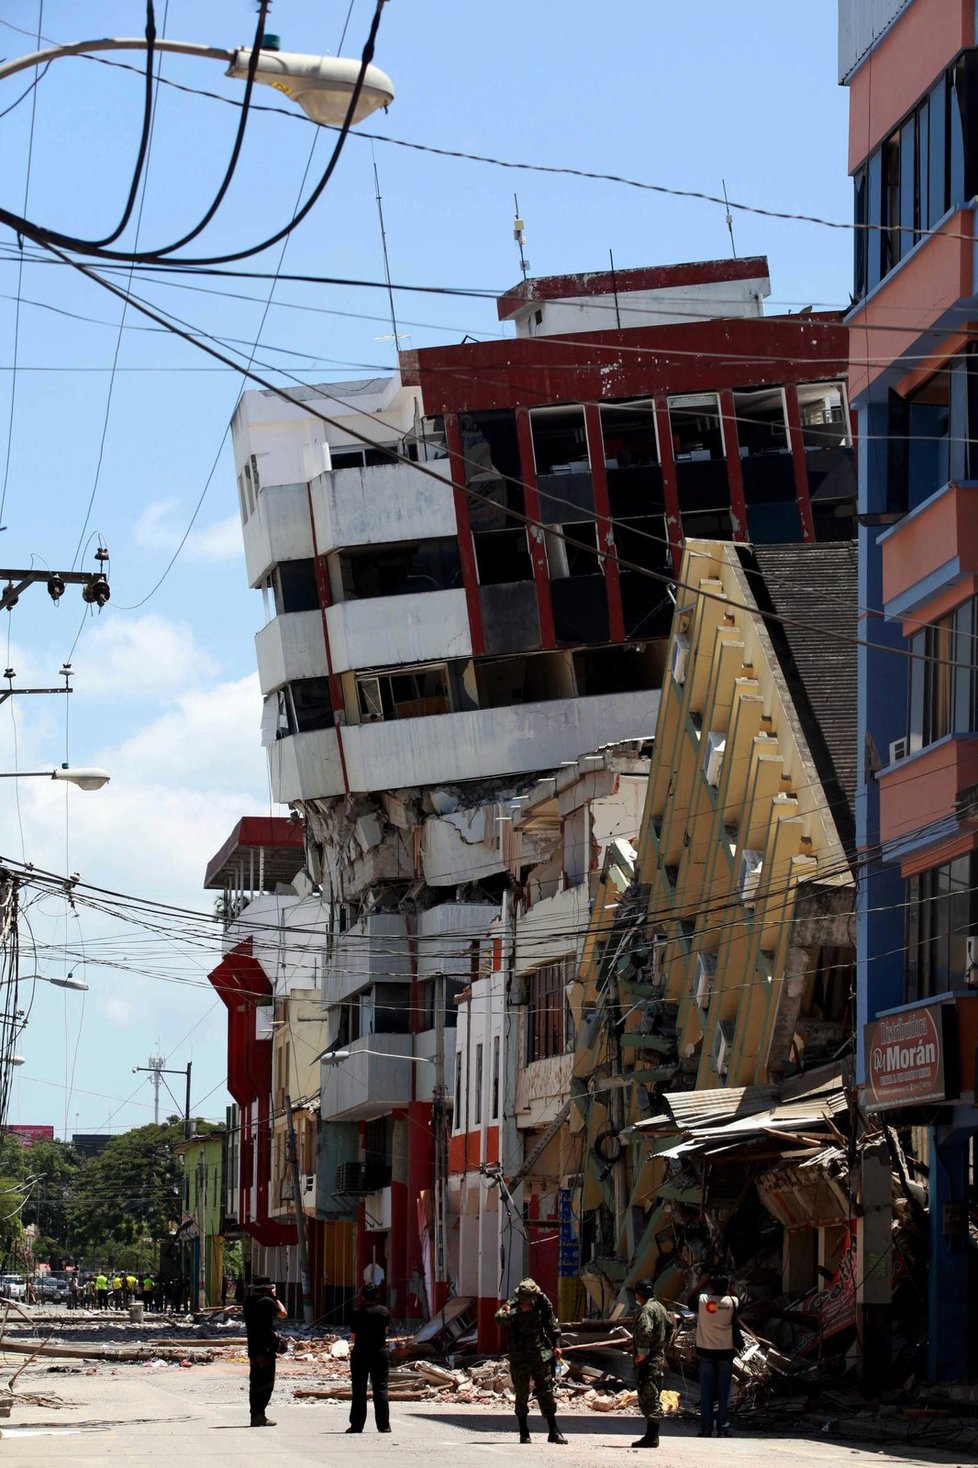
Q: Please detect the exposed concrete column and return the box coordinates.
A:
[855,1135,891,1389]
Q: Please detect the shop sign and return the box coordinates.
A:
[558,1187,580,1276]
[863,1000,957,1111]
[8,1124,54,1148]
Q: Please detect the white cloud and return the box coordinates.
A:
[73,613,219,698]
[133,498,242,563]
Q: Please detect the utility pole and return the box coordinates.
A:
[284,1093,315,1325]
[432,973,448,1310]
[132,1057,192,1135]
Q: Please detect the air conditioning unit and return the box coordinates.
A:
[694,951,717,1010]
[703,732,726,787]
[739,849,763,905]
[889,736,908,765]
[712,1019,735,1076]
[671,633,690,685]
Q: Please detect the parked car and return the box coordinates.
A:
[0,1275,27,1301]
[36,1275,68,1302]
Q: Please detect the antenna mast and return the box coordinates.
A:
[513,194,529,281]
[372,147,400,353]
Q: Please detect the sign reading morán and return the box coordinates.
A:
[864,1000,958,1111]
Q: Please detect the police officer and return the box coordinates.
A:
[630,1278,670,1448]
[495,1278,567,1445]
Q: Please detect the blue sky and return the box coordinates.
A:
[0,0,853,1137]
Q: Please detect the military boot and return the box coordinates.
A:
[631,1419,659,1447]
[545,1412,567,1445]
[516,1410,531,1444]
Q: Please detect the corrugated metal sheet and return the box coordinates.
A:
[838,0,914,83]
[635,1066,846,1135]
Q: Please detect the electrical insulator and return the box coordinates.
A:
[47,575,65,603]
[82,576,110,608]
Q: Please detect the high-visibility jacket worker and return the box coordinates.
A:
[112,1275,122,1293]
[95,1273,109,1309]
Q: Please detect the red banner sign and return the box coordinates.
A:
[8,1125,54,1148]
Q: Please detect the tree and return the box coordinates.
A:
[0,1135,81,1266]
[64,1116,212,1266]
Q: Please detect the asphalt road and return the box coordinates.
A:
[0,1357,973,1468]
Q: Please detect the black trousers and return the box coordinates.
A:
[349,1347,390,1431]
[249,1352,277,1419]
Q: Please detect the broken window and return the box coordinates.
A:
[461,410,523,529]
[800,381,857,539]
[337,538,461,600]
[669,393,725,460]
[732,387,798,541]
[572,643,660,698]
[355,663,452,723]
[669,393,730,533]
[480,581,541,655]
[600,399,664,519]
[475,652,574,709]
[273,558,320,615]
[613,516,676,641]
[473,527,533,585]
[286,678,334,734]
[797,383,851,452]
[546,522,601,579]
[531,405,594,524]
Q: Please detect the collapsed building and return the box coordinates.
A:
[206,258,858,1326]
[568,540,908,1365]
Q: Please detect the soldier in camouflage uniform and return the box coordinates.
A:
[494,1278,567,1444]
[630,1278,670,1448]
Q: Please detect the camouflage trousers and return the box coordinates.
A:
[635,1360,664,1421]
[510,1356,556,1416]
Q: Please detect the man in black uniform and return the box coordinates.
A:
[347,1283,392,1434]
[243,1275,287,1427]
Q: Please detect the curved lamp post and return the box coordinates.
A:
[0,39,394,126]
[316,1048,434,1065]
[23,973,90,992]
[0,767,109,791]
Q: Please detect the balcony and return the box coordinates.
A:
[325,588,471,674]
[881,482,978,624]
[268,687,660,803]
[325,913,411,1007]
[242,482,313,587]
[256,611,327,695]
[320,1033,417,1121]
[879,734,978,858]
[309,459,455,554]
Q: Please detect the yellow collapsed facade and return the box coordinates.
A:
[571,540,856,1312]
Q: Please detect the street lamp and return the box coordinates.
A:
[0,38,394,128]
[22,973,89,992]
[0,767,110,791]
[316,1048,435,1065]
